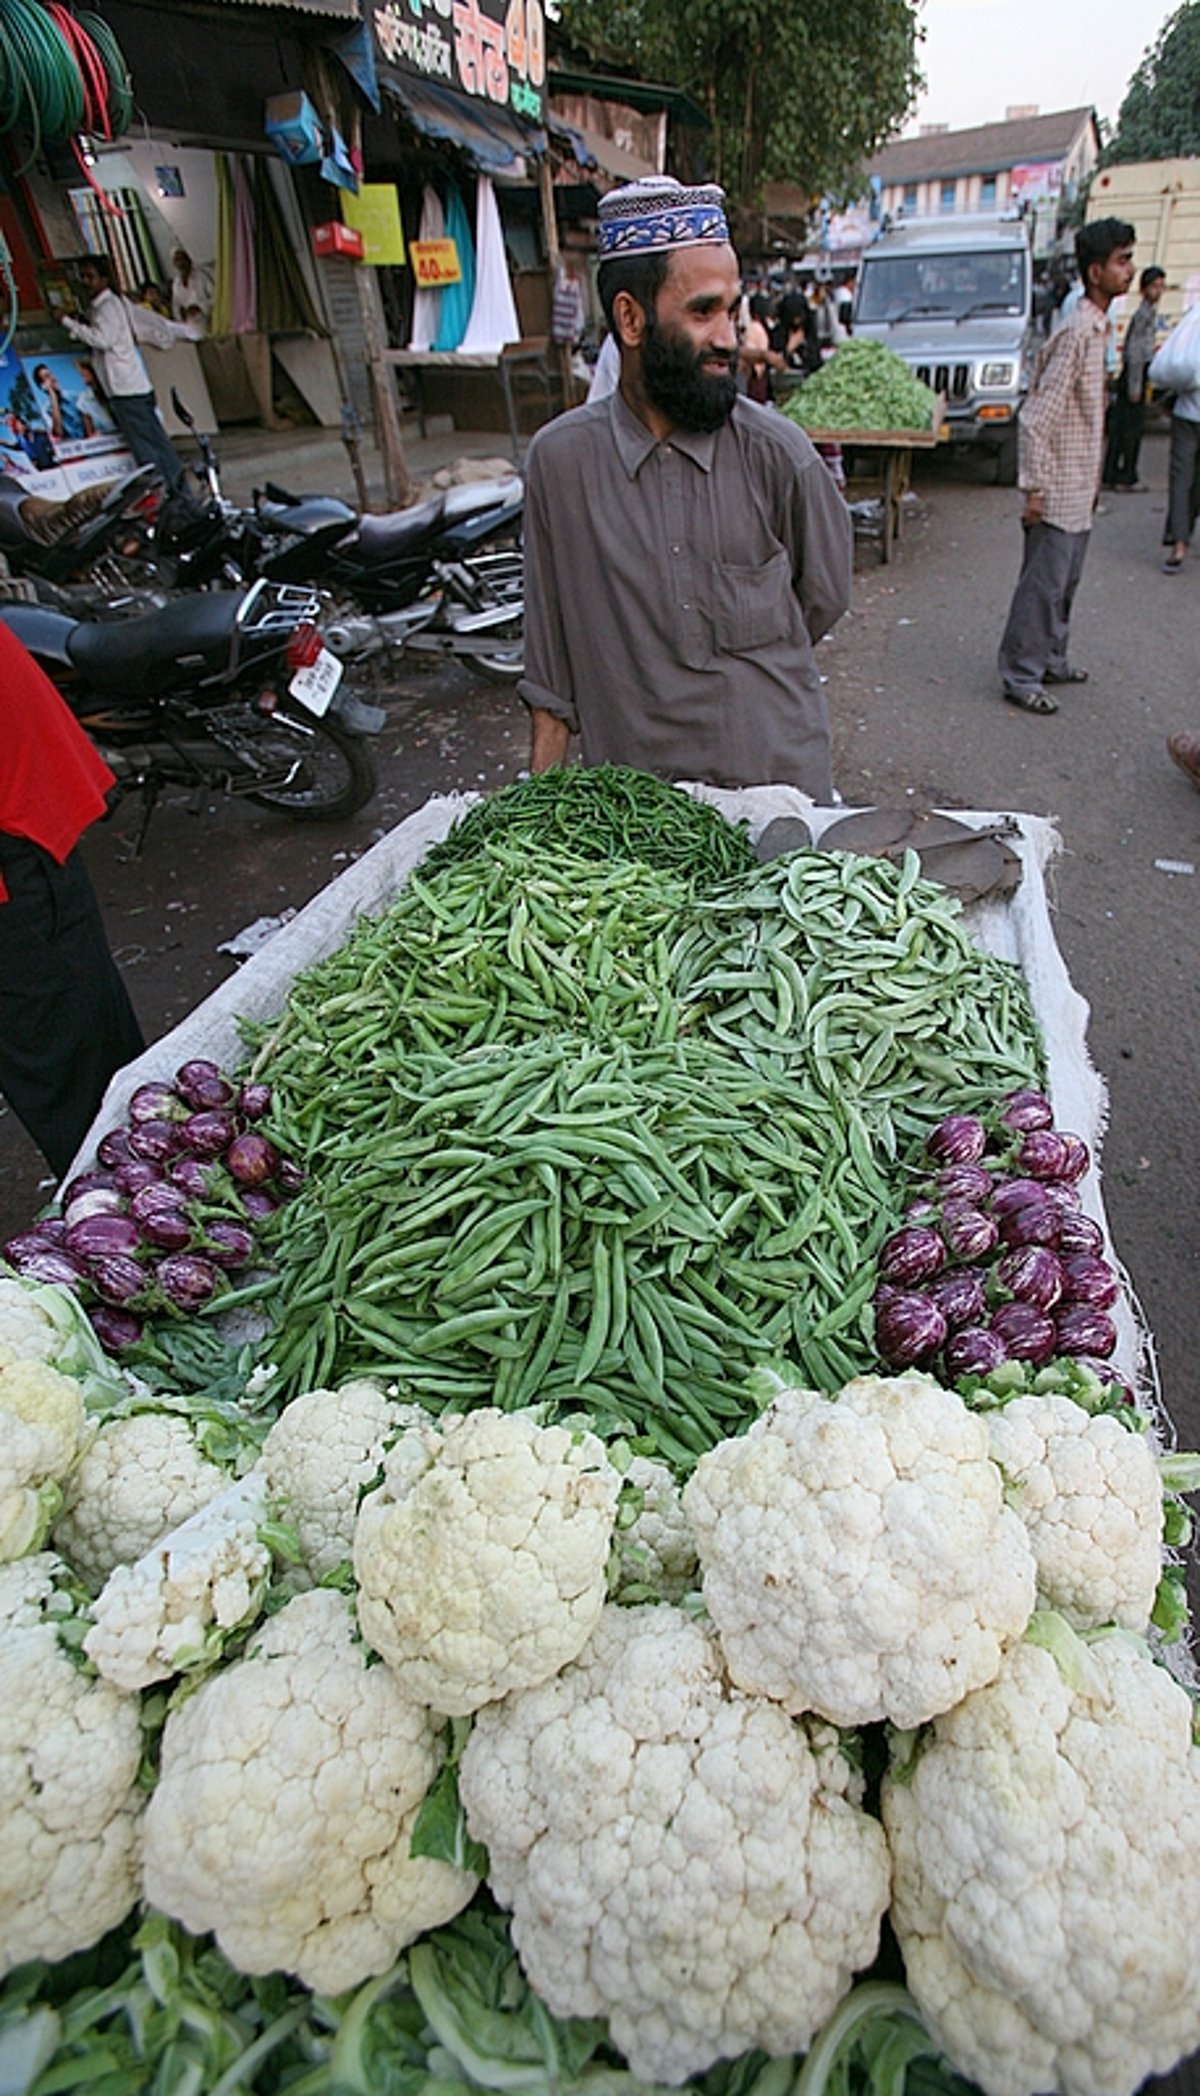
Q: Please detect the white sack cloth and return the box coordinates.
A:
[457,175,520,354]
[407,184,445,352]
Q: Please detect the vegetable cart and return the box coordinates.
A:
[10,774,1200,2096]
[802,409,946,564]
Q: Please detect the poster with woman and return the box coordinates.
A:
[0,348,132,496]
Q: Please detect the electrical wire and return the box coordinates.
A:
[0,1,132,173]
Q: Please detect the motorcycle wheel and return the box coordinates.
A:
[460,550,525,684]
[243,706,377,820]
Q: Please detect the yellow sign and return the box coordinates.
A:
[410,238,463,288]
[340,182,406,267]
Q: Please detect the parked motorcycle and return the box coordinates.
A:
[0,465,165,610]
[153,396,526,684]
[1,578,380,852]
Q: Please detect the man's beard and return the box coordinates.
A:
[641,316,737,432]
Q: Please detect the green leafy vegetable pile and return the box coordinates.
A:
[781,341,939,434]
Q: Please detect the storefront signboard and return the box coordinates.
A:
[341,182,408,266]
[410,238,463,287]
[371,0,544,123]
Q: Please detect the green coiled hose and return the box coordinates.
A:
[0,0,132,173]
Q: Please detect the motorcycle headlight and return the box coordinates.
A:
[978,360,1016,389]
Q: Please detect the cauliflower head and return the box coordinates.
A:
[354,1407,621,1715]
[884,1631,1200,2096]
[256,1380,427,1579]
[0,1278,64,1369]
[0,1362,89,1563]
[683,1372,1037,1730]
[459,1601,890,2084]
[53,1410,230,1589]
[608,1453,699,1606]
[84,1475,272,1691]
[0,1552,143,1975]
[0,1360,87,1478]
[986,1394,1163,1632]
[142,1585,477,1993]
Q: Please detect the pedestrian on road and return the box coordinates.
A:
[518,174,853,801]
[1167,732,1200,790]
[62,255,187,492]
[996,216,1136,715]
[1152,303,1200,574]
[1103,264,1165,492]
[0,622,144,1180]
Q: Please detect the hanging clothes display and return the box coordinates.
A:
[408,184,445,352]
[433,180,476,352]
[253,160,324,335]
[459,174,519,353]
[230,156,258,336]
[210,155,235,339]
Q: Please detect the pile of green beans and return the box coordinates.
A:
[244,844,697,1155]
[241,834,1045,1456]
[419,766,757,885]
[256,1035,896,1460]
[675,848,1044,1166]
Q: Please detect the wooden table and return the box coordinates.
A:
[794,405,946,564]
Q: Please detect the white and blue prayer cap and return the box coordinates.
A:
[596,175,729,258]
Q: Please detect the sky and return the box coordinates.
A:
[905,0,1175,136]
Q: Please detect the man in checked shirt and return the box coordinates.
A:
[997,218,1136,714]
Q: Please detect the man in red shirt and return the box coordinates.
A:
[0,622,144,1180]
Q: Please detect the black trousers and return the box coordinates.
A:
[1102,387,1146,487]
[0,835,145,1181]
[1164,415,1200,546]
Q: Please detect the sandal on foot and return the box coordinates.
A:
[1002,686,1058,715]
[1163,554,1185,573]
[1044,665,1088,685]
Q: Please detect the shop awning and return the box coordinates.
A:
[381,72,545,173]
[570,125,657,183]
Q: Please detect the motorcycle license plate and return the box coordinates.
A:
[288,646,343,718]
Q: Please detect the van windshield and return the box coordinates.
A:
[856,248,1028,323]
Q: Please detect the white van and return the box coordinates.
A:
[852,213,1038,482]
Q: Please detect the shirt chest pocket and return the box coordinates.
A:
[708,546,794,655]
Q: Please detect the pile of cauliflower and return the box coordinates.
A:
[2,1264,1199,2096]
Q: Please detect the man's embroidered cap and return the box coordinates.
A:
[597,175,729,258]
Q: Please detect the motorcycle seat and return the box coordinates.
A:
[65,592,245,696]
[348,492,448,561]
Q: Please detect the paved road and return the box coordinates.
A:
[1,420,1197,2091]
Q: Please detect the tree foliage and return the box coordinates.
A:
[556,0,922,213]
[1103,1,1200,164]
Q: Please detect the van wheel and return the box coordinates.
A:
[994,431,1019,486]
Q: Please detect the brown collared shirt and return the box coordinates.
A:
[1018,301,1109,533]
[518,391,853,800]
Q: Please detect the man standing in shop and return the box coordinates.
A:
[519,175,852,802]
[62,254,187,492]
[996,217,1136,715]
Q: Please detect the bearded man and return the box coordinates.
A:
[519,177,852,799]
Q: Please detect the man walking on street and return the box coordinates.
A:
[62,255,187,493]
[1103,264,1165,492]
[997,217,1136,715]
[518,175,852,800]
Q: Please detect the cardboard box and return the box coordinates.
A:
[311,221,365,261]
[264,90,322,167]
